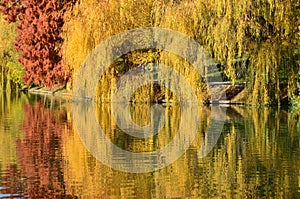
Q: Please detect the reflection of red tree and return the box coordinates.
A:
[15,102,68,198]
[1,164,23,197]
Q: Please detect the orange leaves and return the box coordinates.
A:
[1,0,76,87]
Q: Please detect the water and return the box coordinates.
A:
[0,93,300,198]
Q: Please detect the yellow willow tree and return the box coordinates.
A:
[62,0,300,105]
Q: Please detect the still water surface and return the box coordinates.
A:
[0,93,300,198]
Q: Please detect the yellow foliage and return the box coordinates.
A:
[0,14,24,90]
[62,0,300,105]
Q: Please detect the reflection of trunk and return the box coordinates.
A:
[1,65,3,90]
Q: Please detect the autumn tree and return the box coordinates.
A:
[0,13,23,91]
[0,0,75,87]
[63,0,300,105]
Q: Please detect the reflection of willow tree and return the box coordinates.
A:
[0,93,25,197]
[16,101,69,198]
[98,103,181,152]
[67,104,300,198]
[0,93,25,168]
[203,107,300,198]
[65,103,211,198]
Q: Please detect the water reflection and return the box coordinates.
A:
[0,94,73,198]
[0,93,26,198]
[68,103,300,198]
[0,94,300,198]
[16,101,68,198]
[73,102,211,173]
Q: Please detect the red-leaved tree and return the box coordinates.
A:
[0,0,75,87]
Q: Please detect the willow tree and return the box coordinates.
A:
[175,0,300,105]
[63,0,209,103]
[63,0,300,105]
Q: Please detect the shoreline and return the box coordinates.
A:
[25,81,292,107]
[26,83,291,107]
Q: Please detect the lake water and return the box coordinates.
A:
[0,92,300,198]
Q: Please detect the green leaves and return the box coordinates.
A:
[0,14,24,90]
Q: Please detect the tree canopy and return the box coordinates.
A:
[0,13,23,91]
[62,0,300,105]
[0,0,75,87]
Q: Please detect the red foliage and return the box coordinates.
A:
[0,0,76,87]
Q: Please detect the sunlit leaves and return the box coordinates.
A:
[1,0,75,87]
[62,0,300,105]
[0,14,23,90]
